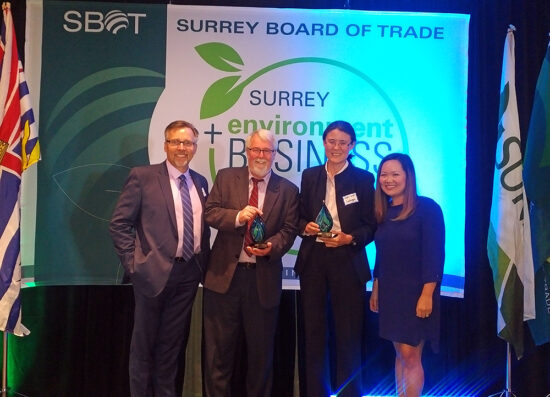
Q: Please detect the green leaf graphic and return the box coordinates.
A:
[195,43,244,72]
[196,49,408,154]
[201,75,244,119]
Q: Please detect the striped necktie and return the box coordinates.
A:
[179,174,194,261]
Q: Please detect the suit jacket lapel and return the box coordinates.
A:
[159,162,178,234]
[237,167,250,209]
[313,166,328,217]
[189,169,207,210]
[262,172,280,221]
[190,169,208,242]
[334,165,352,219]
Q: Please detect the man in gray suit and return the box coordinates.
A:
[203,129,299,397]
[110,120,210,397]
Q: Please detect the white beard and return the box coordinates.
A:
[249,159,270,178]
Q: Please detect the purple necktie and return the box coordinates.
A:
[179,174,194,261]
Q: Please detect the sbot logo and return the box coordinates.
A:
[63,10,146,34]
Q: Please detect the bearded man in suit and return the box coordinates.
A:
[203,128,299,397]
[110,120,210,397]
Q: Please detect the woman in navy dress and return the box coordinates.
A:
[369,153,444,397]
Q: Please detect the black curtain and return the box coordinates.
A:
[6,0,550,396]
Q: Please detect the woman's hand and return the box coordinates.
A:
[319,230,352,247]
[416,282,436,318]
[304,221,320,236]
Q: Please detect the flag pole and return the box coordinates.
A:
[487,343,516,397]
[504,342,514,397]
[2,332,7,396]
[1,332,28,397]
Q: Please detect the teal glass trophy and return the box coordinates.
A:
[316,202,335,238]
[249,214,268,248]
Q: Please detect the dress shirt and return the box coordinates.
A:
[237,170,272,263]
[166,161,203,256]
[321,161,349,236]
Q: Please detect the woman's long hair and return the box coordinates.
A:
[374,153,418,223]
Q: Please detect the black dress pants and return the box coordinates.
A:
[300,245,365,397]
[203,266,279,397]
[129,257,201,397]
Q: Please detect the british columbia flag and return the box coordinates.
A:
[0,1,40,336]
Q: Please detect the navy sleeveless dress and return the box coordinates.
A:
[373,196,445,350]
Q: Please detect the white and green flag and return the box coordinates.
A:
[487,27,534,359]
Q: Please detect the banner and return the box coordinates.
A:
[487,28,534,359]
[524,41,550,346]
[25,1,469,294]
[27,0,166,285]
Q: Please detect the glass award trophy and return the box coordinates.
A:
[316,202,335,238]
[249,214,268,248]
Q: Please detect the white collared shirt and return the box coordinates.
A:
[323,161,349,233]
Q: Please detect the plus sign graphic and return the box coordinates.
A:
[204,123,222,144]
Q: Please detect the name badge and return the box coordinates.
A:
[343,193,359,205]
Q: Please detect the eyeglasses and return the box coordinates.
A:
[166,139,197,148]
[247,147,275,155]
[325,139,351,148]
